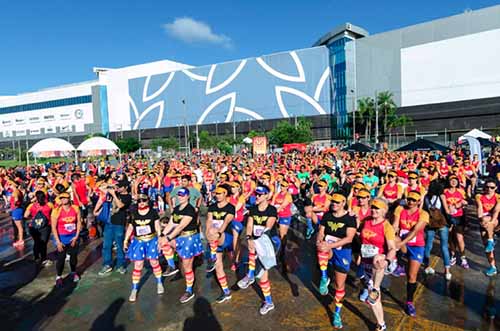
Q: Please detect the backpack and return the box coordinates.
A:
[96,200,112,224]
[31,209,49,230]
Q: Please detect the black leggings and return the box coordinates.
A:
[56,242,79,276]
[29,227,51,261]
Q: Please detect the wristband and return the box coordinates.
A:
[245,235,251,240]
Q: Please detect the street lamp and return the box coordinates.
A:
[350,89,356,142]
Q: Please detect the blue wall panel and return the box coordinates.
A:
[127,46,332,129]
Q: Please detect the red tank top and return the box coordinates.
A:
[274,192,292,217]
[229,195,245,222]
[443,189,465,217]
[361,219,388,254]
[478,194,498,214]
[56,206,79,235]
[383,183,398,200]
[74,179,89,205]
[398,208,425,246]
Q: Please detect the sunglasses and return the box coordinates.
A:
[332,200,343,204]
[486,186,496,189]
[388,175,395,178]
[407,198,417,203]
[138,198,148,203]
[370,206,380,210]
[357,196,369,199]
[215,192,225,195]
[256,193,266,197]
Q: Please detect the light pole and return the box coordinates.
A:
[215,121,219,138]
[181,99,190,156]
[375,91,379,145]
[195,123,199,150]
[350,89,356,142]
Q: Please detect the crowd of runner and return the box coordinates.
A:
[1,146,500,330]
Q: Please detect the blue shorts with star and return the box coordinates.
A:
[329,248,352,274]
[127,236,160,261]
[405,245,424,263]
[176,233,204,259]
[231,220,244,234]
[216,232,234,253]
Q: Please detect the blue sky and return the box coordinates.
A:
[1,0,499,95]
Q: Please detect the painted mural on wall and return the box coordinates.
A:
[128,46,332,129]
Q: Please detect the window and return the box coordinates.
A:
[0,95,92,115]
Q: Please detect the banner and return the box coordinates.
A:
[253,136,267,155]
[464,136,482,174]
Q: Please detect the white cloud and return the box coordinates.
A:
[164,17,233,49]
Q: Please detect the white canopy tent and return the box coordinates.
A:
[27,138,76,165]
[459,128,492,141]
[77,137,121,163]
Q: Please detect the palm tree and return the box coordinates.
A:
[357,97,375,142]
[377,91,397,138]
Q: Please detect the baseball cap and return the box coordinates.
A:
[255,186,270,195]
[177,188,190,197]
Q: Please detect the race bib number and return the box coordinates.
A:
[361,244,379,258]
[212,219,223,229]
[136,225,152,236]
[316,212,324,218]
[400,229,416,244]
[325,235,342,250]
[64,223,76,233]
[253,225,265,237]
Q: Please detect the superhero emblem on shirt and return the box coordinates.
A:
[253,215,268,225]
[362,229,377,240]
[212,211,227,220]
[327,222,345,232]
[135,219,152,226]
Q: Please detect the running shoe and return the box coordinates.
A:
[157,283,164,295]
[332,311,343,329]
[460,257,470,269]
[116,266,127,275]
[445,272,452,281]
[72,273,80,283]
[179,291,195,304]
[450,256,457,266]
[206,259,216,273]
[424,267,435,275]
[13,240,24,247]
[162,266,179,277]
[374,323,387,331]
[259,302,275,315]
[55,278,63,288]
[305,228,315,240]
[41,260,53,268]
[129,289,138,302]
[485,265,497,277]
[98,265,113,276]
[359,288,369,302]
[319,277,330,296]
[215,292,232,304]
[392,265,406,277]
[485,240,495,253]
[405,302,417,317]
[237,275,255,289]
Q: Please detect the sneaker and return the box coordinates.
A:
[367,288,380,305]
[179,291,195,304]
[450,256,457,266]
[65,255,70,262]
[319,277,330,296]
[237,275,255,289]
[55,278,63,288]
[460,258,470,269]
[332,311,343,329]
[206,259,216,273]
[445,272,452,281]
[41,260,53,268]
[98,265,113,276]
[392,265,406,277]
[13,240,24,247]
[359,288,369,302]
[485,240,495,253]
[485,265,498,277]
[215,292,232,304]
[424,267,435,275]
[116,266,127,275]
[162,266,179,277]
[72,273,80,283]
[374,323,387,331]
[405,302,417,317]
[259,302,275,315]
[129,289,138,302]
[305,228,315,240]
[157,283,164,295]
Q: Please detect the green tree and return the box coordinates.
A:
[377,91,397,139]
[114,137,140,153]
[198,130,216,149]
[150,137,179,151]
[267,117,313,147]
[357,97,375,141]
[247,130,266,138]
